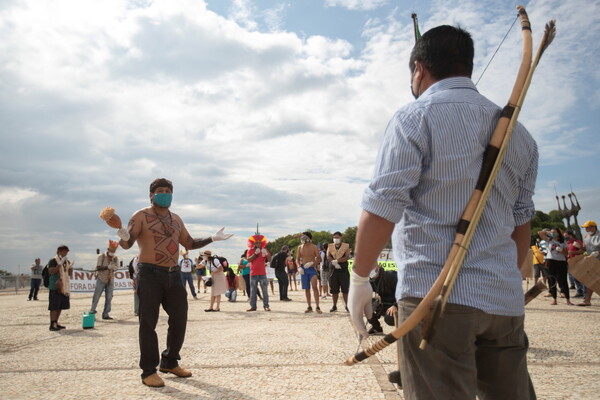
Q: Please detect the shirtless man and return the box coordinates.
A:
[296,232,322,313]
[117,178,233,388]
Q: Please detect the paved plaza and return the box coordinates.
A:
[0,281,598,400]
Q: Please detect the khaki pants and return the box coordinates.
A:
[398,298,536,400]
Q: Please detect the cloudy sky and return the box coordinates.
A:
[1,0,598,274]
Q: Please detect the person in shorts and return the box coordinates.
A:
[296,232,322,313]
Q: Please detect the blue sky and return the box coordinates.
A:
[0,0,598,274]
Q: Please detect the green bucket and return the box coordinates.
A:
[82,311,95,329]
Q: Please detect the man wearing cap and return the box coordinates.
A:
[89,240,120,320]
[296,232,322,313]
[117,178,233,387]
[578,221,600,306]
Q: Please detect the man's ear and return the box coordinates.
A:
[413,60,424,80]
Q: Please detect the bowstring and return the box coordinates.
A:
[475,15,519,86]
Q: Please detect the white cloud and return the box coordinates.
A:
[229,0,257,30]
[0,0,598,273]
[325,0,388,11]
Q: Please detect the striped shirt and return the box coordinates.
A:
[362,77,538,316]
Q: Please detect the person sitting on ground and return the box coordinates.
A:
[225,266,238,302]
[367,264,398,335]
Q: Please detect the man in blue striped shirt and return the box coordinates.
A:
[349,25,537,400]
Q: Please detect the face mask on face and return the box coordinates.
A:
[300,236,308,244]
[333,238,341,245]
[153,193,172,208]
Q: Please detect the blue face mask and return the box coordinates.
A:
[153,193,172,208]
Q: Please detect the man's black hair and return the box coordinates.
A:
[57,245,69,253]
[303,232,312,240]
[149,178,173,193]
[409,25,474,79]
[333,231,342,237]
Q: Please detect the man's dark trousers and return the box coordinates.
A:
[275,268,289,300]
[137,264,188,379]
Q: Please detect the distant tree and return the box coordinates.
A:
[530,210,565,244]
[0,269,12,276]
[343,226,358,249]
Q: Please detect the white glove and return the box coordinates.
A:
[332,260,341,269]
[117,228,130,241]
[348,270,373,339]
[591,251,599,258]
[304,262,314,268]
[298,267,305,275]
[261,248,267,256]
[59,256,68,265]
[212,227,233,241]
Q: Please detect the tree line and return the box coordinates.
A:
[264,209,568,256]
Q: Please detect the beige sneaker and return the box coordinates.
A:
[142,373,165,387]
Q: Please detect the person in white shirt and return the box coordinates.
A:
[179,250,197,299]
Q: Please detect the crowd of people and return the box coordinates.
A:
[532,221,599,306]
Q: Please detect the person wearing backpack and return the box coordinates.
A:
[200,250,227,311]
[47,245,72,331]
[270,245,291,301]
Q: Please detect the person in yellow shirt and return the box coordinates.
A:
[531,241,547,287]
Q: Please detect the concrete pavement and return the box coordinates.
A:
[0,281,598,399]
